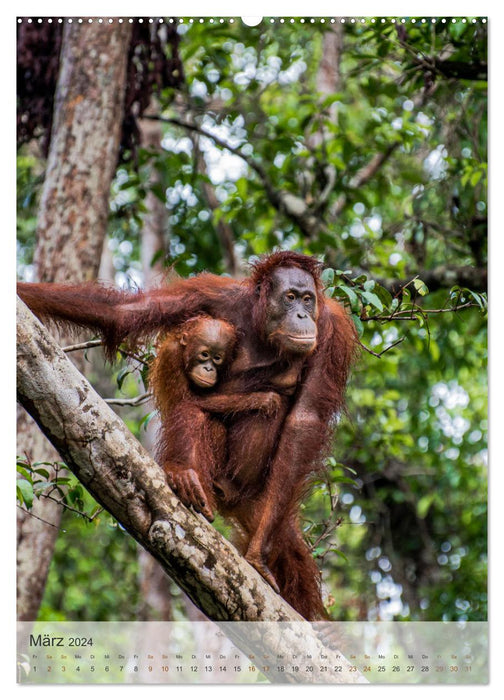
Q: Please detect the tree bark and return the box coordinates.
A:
[35,20,132,283]
[16,298,365,684]
[17,20,132,621]
[316,23,343,97]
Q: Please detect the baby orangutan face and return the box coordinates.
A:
[181,318,237,389]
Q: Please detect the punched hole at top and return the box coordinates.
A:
[242,17,263,27]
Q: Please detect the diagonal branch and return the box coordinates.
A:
[144,114,322,238]
[329,83,437,221]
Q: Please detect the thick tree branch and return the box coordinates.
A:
[16,298,365,684]
[432,58,487,81]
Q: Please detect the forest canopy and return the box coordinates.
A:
[16,16,487,624]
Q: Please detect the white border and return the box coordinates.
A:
[5,3,501,699]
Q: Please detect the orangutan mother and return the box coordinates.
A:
[17,250,357,619]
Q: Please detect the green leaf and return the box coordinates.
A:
[470,170,483,187]
[331,549,349,563]
[413,279,429,296]
[351,314,364,338]
[467,290,487,311]
[116,367,131,391]
[417,493,436,519]
[321,267,335,286]
[149,182,167,203]
[53,476,72,485]
[360,290,384,311]
[373,284,393,309]
[16,465,32,482]
[68,485,84,504]
[429,340,440,362]
[339,285,359,310]
[33,467,51,479]
[33,481,57,495]
[140,411,158,431]
[17,479,34,509]
[331,476,359,486]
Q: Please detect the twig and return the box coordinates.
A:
[105,392,152,407]
[359,336,405,358]
[118,347,151,367]
[16,504,65,531]
[41,493,104,522]
[307,480,343,558]
[63,339,103,353]
[365,301,478,322]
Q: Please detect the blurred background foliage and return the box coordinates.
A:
[17,17,487,622]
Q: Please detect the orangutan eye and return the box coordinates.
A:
[213,354,223,365]
[286,292,296,302]
[199,351,210,360]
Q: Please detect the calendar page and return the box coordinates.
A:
[16,13,488,686]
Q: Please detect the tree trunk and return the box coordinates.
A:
[191,132,240,275]
[139,103,170,285]
[34,20,132,283]
[16,298,365,684]
[316,23,343,97]
[16,20,132,621]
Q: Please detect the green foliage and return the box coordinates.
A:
[17,458,140,621]
[17,17,487,623]
[17,153,43,279]
[39,508,141,622]
[324,288,487,621]
[17,457,102,522]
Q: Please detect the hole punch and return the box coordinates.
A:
[242,17,263,27]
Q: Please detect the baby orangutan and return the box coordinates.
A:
[149,315,281,523]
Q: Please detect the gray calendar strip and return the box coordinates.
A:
[17,620,488,684]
